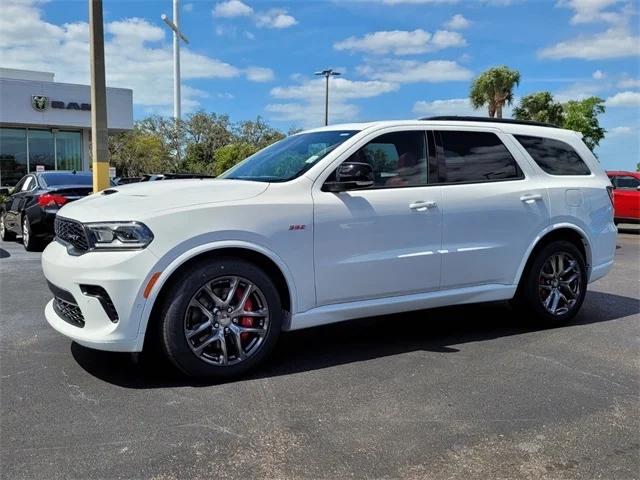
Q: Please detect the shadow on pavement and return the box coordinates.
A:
[0,248,11,259]
[71,290,640,389]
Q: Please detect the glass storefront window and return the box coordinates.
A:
[56,131,82,171]
[0,128,28,187]
[0,128,84,186]
[28,129,55,172]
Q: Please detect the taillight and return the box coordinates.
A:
[37,193,68,207]
[606,186,614,206]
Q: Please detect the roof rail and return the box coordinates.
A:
[420,116,559,129]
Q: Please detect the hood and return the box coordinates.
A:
[58,179,269,222]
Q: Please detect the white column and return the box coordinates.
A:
[173,0,181,121]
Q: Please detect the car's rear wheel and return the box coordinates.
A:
[159,257,282,378]
[515,240,587,326]
[22,216,40,251]
[0,213,16,241]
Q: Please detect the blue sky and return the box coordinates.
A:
[2,0,639,170]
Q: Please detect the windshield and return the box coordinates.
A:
[220,130,358,182]
[40,173,92,187]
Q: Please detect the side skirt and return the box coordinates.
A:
[289,284,518,331]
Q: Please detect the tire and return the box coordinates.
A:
[0,213,16,241]
[513,240,587,326]
[158,256,283,378]
[22,215,41,252]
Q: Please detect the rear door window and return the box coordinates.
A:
[514,135,591,175]
[438,131,523,183]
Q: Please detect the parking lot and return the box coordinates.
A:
[1,231,638,479]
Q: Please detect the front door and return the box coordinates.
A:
[312,129,442,305]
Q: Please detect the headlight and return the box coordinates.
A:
[84,222,154,250]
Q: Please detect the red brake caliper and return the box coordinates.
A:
[234,288,254,344]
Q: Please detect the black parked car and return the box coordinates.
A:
[0,171,94,251]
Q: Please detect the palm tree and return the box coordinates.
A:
[470,66,521,118]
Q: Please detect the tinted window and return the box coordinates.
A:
[615,175,640,189]
[515,135,591,176]
[343,131,428,188]
[439,131,522,183]
[39,173,92,187]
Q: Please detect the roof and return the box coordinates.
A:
[303,119,578,139]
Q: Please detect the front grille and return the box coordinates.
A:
[54,217,89,252]
[53,297,85,328]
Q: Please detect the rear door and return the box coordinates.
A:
[433,129,550,289]
[5,176,34,232]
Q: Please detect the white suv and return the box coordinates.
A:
[42,118,616,378]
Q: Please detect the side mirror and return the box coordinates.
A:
[323,162,375,192]
[0,187,10,196]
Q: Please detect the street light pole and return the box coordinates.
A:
[161,0,189,121]
[314,69,341,126]
[88,0,110,192]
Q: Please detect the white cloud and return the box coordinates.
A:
[245,66,275,82]
[213,0,253,18]
[413,98,477,116]
[618,77,640,88]
[358,59,472,83]
[557,0,624,24]
[268,77,398,128]
[271,78,398,101]
[383,0,515,4]
[255,9,297,29]
[334,29,465,55]
[592,69,605,79]
[383,0,458,3]
[608,126,636,136]
[0,1,269,113]
[539,26,640,60]
[606,91,640,107]
[412,97,514,117]
[183,3,193,12]
[445,14,471,29]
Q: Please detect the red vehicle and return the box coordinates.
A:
[607,171,640,224]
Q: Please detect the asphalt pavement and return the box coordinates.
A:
[1,230,639,479]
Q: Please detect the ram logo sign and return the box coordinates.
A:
[31,95,49,112]
[30,95,91,112]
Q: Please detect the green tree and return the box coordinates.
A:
[214,143,257,176]
[108,128,171,177]
[562,97,606,152]
[182,111,233,172]
[137,115,187,170]
[513,91,564,126]
[234,116,285,149]
[470,66,521,118]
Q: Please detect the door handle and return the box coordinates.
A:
[520,193,543,203]
[410,200,437,211]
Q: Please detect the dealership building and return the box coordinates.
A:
[0,68,133,186]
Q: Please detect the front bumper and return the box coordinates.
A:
[42,239,159,352]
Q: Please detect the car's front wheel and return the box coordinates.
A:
[0,213,16,241]
[159,257,283,378]
[515,240,587,326]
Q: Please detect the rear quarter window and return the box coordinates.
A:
[515,135,591,176]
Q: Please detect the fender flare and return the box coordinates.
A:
[134,240,298,348]
[512,222,592,286]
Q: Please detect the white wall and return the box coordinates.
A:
[0,77,133,131]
